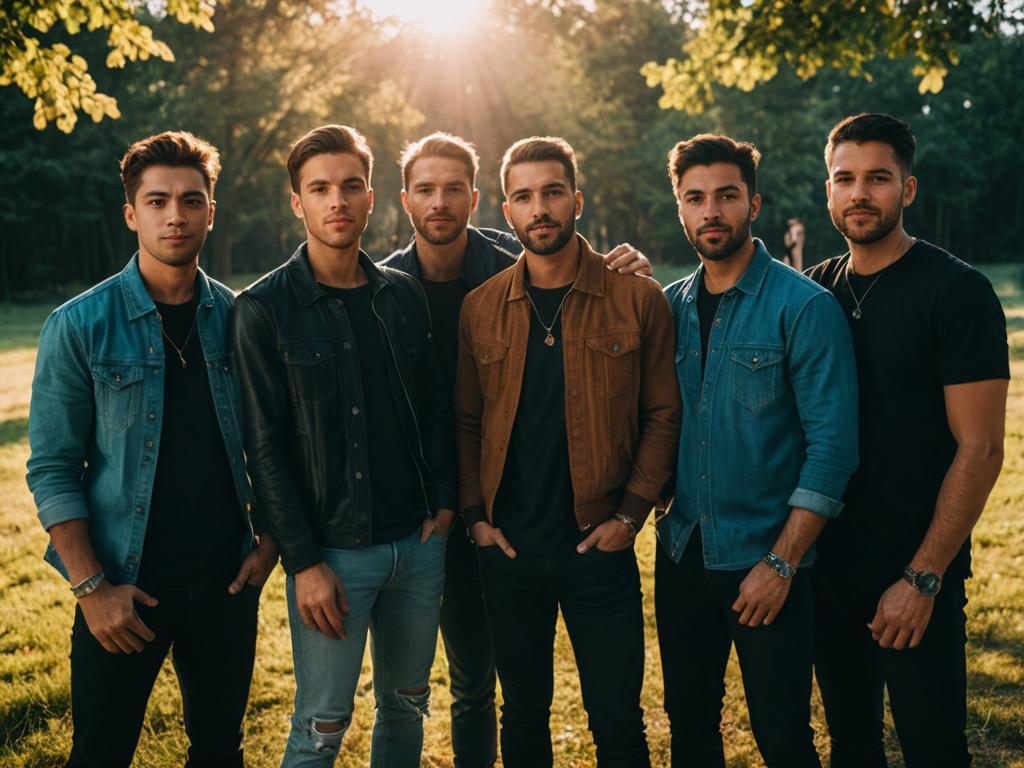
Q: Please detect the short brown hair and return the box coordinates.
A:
[667,134,760,198]
[825,112,916,178]
[500,136,578,195]
[119,131,221,205]
[287,124,373,193]
[400,132,479,189]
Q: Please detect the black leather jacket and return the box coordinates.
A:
[231,245,457,573]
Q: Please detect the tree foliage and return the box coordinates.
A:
[0,0,213,132]
[642,1,1022,113]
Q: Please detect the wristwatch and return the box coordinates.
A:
[903,565,941,597]
[762,551,794,580]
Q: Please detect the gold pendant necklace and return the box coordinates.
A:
[526,288,572,348]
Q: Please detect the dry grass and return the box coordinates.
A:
[1,265,1022,767]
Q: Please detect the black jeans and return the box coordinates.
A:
[440,518,498,768]
[813,566,971,767]
[655,534,820,768]
[477,538,649,768]
[66,578,260,768]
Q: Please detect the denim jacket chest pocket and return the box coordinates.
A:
[729,344,785,412]
[585,330,641,398]
[281,340,338,409]
[474,341,509,402]
[91,362,146,432]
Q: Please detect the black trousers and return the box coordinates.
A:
[813,566,971,768]
[655,534,820,768]
[440,518,498,768]
[66,578,260,768]
[478,539,650,768]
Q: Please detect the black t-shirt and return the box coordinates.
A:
[806,241,1009,582]
[493,283,577,554]
[697,272,724,378]
[320,283,423,544]
[420,277,470,394]
[139,294,244,586]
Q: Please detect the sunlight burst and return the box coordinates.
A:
[365,0,486,39]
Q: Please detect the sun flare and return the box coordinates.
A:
[364,0,487,39]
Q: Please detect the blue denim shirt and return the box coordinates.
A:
[26,255,256,584]
[660,240,858,569]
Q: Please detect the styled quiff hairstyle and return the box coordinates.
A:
[119,131,221,205]
[668,134,760,198]
[500,136,578,195]
[287,124,373,193]
[825,112,916,178]
[400,132,479,188]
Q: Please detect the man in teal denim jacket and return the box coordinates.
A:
[657,134,858,768]
[26,131,276,768]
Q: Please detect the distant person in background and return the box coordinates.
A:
[783,217,805,271]
[659,134,858,768]
[26,131,277,768]
[807,112,1009,768]
[379,131,653,768]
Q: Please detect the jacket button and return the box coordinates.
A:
[113,372,121,382]
[752,356,759,364]
[245,502,252,512]
[352,406,360,416]
[148,412,156,420]
[135,506,143,515]
[145,440,153,449]
[355,472,363,480]
[612,343,621,352]
[314,352,321,361]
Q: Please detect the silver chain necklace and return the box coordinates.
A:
[525,287,572,347]
[844,235,914,320]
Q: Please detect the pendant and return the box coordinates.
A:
[178,354,188,369]
[544,333,556,347]
[852,308,863,320]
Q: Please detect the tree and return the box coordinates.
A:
[0,0,213,132]
[642,0,1022,113]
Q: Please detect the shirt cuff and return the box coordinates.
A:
[787,487,845,519]
[37,497,90,531]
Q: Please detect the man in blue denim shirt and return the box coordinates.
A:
[658,134,858,768]
[26,132,276,768]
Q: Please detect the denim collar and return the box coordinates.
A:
[285,242,392,307]
[120,252,215,321]
[681,238,772,302]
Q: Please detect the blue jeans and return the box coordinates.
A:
[281,529,446,768]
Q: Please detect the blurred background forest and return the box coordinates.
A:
[1,0,1022,300]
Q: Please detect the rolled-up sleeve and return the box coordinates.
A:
[786,292,859,518]
[26,308,94,529]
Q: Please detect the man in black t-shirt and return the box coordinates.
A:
[379,132,653,768]
[26,132,277,768]
[806,113,1009,768]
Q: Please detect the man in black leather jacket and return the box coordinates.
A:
[230,124,457,768]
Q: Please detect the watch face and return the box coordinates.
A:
[917,572,941,596]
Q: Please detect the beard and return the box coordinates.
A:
[831,200,902,244]
[685,213,752,262]
[307,218,362,252]
[514,215,576,256]
[410,210,467,246]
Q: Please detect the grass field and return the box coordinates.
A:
[1,263,1022,767]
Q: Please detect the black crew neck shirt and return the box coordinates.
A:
[320,283,423,544]
[140,294,244,587]
[493,283,577,554]
[420,277,470,394]
[806,240,1009,583]
[697,272,725,378]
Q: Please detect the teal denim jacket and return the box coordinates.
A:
[26,255,256,584]
[660,241,859,570]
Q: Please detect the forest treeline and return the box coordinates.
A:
[1,0,1021,300]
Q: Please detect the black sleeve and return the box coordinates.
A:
[230,293,323,574]
[936,270,1010,386]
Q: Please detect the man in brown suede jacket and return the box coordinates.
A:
[454,136,680,768]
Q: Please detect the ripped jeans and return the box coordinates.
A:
[280,528,447,768]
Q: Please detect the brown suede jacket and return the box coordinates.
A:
[455,235,681,533]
